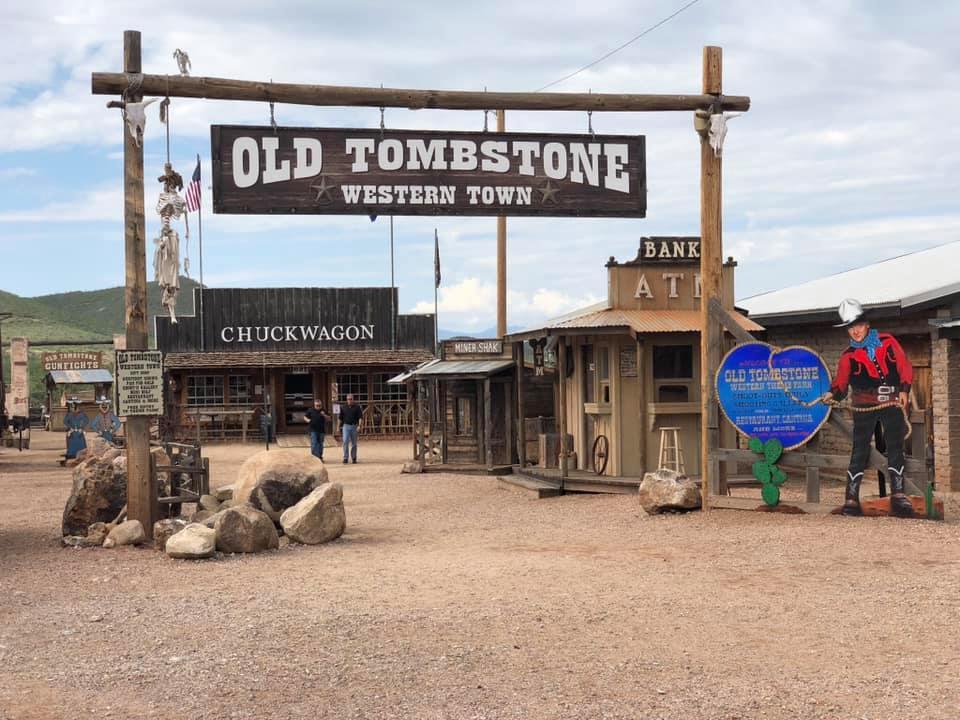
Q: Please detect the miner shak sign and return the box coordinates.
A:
[211,126,646,217]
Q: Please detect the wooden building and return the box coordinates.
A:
[507,237,761,481]
[155,287,435,441]
[396,338,553,471]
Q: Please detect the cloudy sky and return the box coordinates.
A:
[2,0,959,332]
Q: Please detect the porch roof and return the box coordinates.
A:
[506,307,762,341]
[388,358,514,382]
[46,369,114,385]
[163,349,435,370]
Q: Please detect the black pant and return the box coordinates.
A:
[846,405,907,500]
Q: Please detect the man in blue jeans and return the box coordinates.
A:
[340,393,364,463]
[304,399,329,462]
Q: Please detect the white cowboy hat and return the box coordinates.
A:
[834,298,867,327]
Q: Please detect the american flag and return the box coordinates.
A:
[185,156,201,212]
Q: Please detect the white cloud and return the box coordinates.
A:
[408,276,601,331]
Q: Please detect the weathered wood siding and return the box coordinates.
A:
[156,287,434,353]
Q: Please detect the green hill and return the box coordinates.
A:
[1,277,200,405]
[1,277,200,344]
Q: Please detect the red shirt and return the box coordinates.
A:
[829,333,912,407]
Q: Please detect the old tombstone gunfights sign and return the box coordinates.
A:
[211,126,646,217]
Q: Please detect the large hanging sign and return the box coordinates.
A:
[716,342,831,450]
[115,350,164,417]
[211,126,646,217]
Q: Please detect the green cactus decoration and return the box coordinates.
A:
[749,437,787,506]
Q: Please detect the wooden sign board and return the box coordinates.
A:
[7,338,29,418]
[211,126,646,217]
[115,350,164,417]
[41,351,103,372]
[448,340,503,355]
[619,345,638,377]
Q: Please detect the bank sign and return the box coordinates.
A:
[211,126,646,217]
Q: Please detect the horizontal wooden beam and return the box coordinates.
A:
[90,73,751,113]
[711,447,927,476]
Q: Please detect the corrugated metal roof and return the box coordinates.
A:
[405,359,515,377]
[545,308,763,334]
[739,241,960,319]
[47,369,114,384]
[164,349,435,370]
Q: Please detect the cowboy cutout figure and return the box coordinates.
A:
[821,299,914,517]
[91,398,121,445]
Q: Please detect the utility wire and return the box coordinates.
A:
[535,0,703,92]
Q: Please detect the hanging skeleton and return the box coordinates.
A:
[154,163,190,323]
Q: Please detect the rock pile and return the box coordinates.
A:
[62,444,347,561]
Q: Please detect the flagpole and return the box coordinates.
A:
[434,228,439,355]
[197,153,205,352]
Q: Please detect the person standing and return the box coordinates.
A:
[63,398,89,460]
[304,399,329,462]
[340,393,364,464]
[821,298,914,517]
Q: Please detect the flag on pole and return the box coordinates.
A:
[185,156,202,212]
[434,229,441,289]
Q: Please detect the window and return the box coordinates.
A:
[581,345,595,403]
[228,375,252,404]
[373,372,407,402]
[336,373,368,403]
[455,396,474,435]
[653,345,694,403]
[187,375,224,406]
[597,345,611,404]
[653,345,693,379]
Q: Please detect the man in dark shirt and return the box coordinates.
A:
[304,400,329,462]
[340,393,364,464]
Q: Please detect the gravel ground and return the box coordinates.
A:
[1,431,959,720]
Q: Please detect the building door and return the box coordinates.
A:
[899,335,933,460]
[283,370,314,431]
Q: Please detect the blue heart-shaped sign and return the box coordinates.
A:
[716,342,832,450]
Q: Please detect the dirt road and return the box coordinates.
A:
[1,432,958,719]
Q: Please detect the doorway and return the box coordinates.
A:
[283,371,314,429]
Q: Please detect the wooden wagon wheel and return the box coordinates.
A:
[591,434,609,475]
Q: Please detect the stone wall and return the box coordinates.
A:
[932,337,960,490]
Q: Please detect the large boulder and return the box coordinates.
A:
[638,469,702,514]
[103,520,145,548]
[165,523,216,559]
[280,483,346,545]
[62,456,127,536]
[214,506,279,554]
[234,449,329,522]
[154,518,188,552]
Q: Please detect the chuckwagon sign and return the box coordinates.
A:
[211,126,646,217]
[716,342,832,450]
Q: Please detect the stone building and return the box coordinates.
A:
[739,242,960,491]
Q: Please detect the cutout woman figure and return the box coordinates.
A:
[64,398,89,460]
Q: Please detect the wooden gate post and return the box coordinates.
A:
[121,30,158,539]
[496,110,507,337]
[699,46,724,509]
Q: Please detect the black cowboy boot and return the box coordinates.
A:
[841,471,863,516]
[887,466,914,518]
